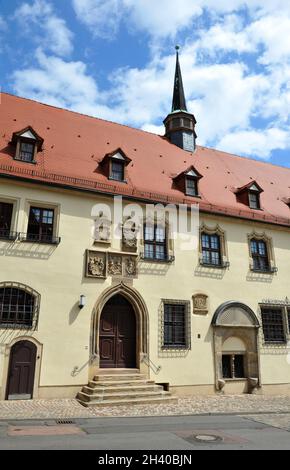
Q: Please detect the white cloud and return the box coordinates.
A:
[217,128,290,159]
[72,0,123,39]
[16,0,73,56]
[12,49,99,110]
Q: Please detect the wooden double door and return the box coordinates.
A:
[100,295,136,368]
[6,341,37,400]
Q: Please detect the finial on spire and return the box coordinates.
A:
[175,45,180,51]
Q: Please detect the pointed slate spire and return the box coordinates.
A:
[172,46,187,112]
[163,46,197,152]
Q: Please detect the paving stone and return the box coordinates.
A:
[1,395,290,420]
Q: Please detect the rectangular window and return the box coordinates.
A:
[111,161,124,181]
[144,223,167,261]
[261,308,285,343]
[249,192,260,209]
[0,202,13,239]
[19,142,35,162]
[201,233,221,266]
[163,303,187,348]
[186,178,198,196]
[222,354,245,379]
[27,207,54,243]
[288,310,290,333]
[250,239,270,271]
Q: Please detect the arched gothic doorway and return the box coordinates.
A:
[212,301,260,394]
[99,294,136,368]
[91,282,149,375]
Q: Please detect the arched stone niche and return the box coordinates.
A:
[212,301,260,394]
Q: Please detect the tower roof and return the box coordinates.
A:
[172,46,187,112]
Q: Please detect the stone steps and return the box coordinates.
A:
[78,395,177,407]
[83,384,163,394]
[77,371,177,407]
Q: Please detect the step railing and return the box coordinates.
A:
[141,354,162,375]
[72,353,98,377]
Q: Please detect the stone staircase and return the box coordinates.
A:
[77,370,177,407]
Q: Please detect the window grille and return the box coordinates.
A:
[161,301,191,350]
[261,308,286,343]
[0,282,40,329]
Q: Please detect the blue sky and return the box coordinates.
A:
[1,0,290,167]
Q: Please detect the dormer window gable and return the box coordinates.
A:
[235,181,263,210]
[173,166,202,197]
[99,148,131,183]
[12,126,43,163]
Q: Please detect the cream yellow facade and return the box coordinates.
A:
[1,178,290,400]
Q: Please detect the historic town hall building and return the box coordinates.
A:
[1,51,290,404]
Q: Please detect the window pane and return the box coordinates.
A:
[19,142,34,162]
[201,234,209,248]
[0,202,13,237]
[234,355,245,378]
[144,225,154,241]
[210,235,219,250]
[186,178,197,196]
[202,251,211,264]
[144,244,154,259]
[111,161,124,181]
[222,355,232,379]
[210,251,221,265]
[156,226,165,242]
[155,245,165,260]
[249,192,259,209]
[261,308,285,343]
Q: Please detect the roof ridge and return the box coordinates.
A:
[0,91,165,139]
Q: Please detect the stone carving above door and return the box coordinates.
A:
[86,250,138,279]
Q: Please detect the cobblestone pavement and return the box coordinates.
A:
[246,413,290,431]
[1,395,290,420]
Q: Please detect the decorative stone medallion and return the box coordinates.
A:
[192,293,208,315]
[108,254,122,276]
[124,256,138,277]
[86,250,106,278]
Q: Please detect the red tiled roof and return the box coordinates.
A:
[1,92,290,227]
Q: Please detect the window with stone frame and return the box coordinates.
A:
[248,232,276,274]
[161,300,191,350]
[261,307,286,344]
[143,222,168,261]
[250,239,270,272]
[0,282,40,329]
[199,224,229,269]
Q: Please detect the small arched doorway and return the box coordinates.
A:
[99,294,136,368]
[6,341,37,400]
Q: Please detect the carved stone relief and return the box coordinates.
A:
[192,293,208,315]
[86,251,106,278]
[86,250,138,279]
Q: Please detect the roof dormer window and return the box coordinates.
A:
[99,148,131,183]
[248,188,260,209]
[173,166,202,197]
[111,155,125,182]
[12,127,43,164]
[235,181,263,210]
